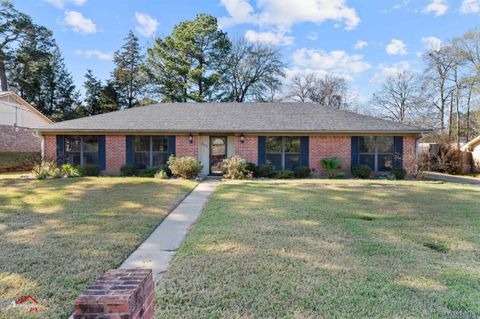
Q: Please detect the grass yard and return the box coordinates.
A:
[0,176,197,319]
[157,180,480,319]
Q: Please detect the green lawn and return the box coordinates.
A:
[156,180,480,319]
[0,176,197,319]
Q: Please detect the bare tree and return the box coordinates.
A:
[371,70,424,123]
[287,72,315,102]
[309,74,350,109]
[222,38,285,102]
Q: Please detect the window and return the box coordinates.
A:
[358,136,394,172]
[134,136,169,169]
[266,137,301,170]
[64,136,99,166]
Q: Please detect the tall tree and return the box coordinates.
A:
[371,70,424,123]
[222,39,285,102]
[288,72,316,102]
[112,31,146,109]
[146,14,231,102]
[82,70,103,116]
[308,74,350,109]
[0,0,49,91]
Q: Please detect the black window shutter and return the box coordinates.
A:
[56,135,64,166]
[394,136,403,169]
[351,136,359,169]
[168,136,176,157]
[300,136,309,167]
[98,136,106,170]
[126,136,134,165]
[258,136,266,165]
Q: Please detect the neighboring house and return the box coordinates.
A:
[34,103,425,176]
[461,135,480,172]
[0,91,52,153]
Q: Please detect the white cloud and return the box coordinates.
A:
[135,13,159,38]
[292,48,371,75]
[421,36,442,50]
[64,10,97,34]
[219,0,360,30]
[44,0,86,8]
[386,39,408,55]
[354,40,368,50]
[307,32,318,41]
[370,61,411,84]
[422,0,448,16]
[245,29,294,45]
[460,0,480,14]
[75,49,112,60]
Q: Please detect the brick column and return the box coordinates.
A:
[43,135,56,163]
[309,136,352,176]
[403,135,417,176]
[73,269,154,319]
[235,135,258,164]
[106,135,126,174]
[176,135,198,158]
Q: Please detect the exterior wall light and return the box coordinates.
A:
[189,133,193,144]
[240,133,245,144]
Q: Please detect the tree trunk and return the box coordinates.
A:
[466,85,472,141]
[455,88,460,149]
[0,55,8,91]
[448,92,453,140]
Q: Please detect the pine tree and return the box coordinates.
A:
[112,31,146,109]
[82,69,103,116]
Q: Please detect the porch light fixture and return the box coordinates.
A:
[240,133,245,144]
[189,133,193,144]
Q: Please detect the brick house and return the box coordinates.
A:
[34,103,425,176]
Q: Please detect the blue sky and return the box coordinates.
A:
[11,0,480,102]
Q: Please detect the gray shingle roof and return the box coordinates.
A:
[35,102,426,133]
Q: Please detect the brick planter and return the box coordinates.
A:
[73,269,154,319]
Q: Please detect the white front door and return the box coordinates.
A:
[198,136,210,176]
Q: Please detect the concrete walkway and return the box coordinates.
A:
[120,179,221,281]
[423,171,480,186]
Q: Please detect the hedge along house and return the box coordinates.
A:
[34,103,425,176]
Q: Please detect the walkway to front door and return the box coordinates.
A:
[120,179,221,281]
[210,136,227,175]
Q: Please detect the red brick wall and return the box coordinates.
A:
[403,135,417,175]
[73,269,154,319]
[176,135,198,158]
[309,136,352,176]
[106,135,126,174]
[235,135,258,164]
[43,135,56,162]
[0,125,41,152]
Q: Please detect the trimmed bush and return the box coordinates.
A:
[320,157,342,178]
[120,164,137,177]
[293,166,311,178]
[275,170,295,179]
[160,164,173,177]
[245,163,257,176]
[222,156,247,179]
[392,168,407,180]
[61,164,84,177]
[256,165,273,178]
[168,156,203,179]
[139,168,158,177]
[351,165,372,179]
[84,165,100,176]
[154,170,169,179]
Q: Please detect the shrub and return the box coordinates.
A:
[139,168,158,177]
[274,170,295,179]
[84,165,100,176]
[160,164,173,177]
[31,162,59,180]
[320,157,342,178]
[293,166,311,178]
[120,164,137,177]
[332,172,345,179]
[154,170,169,179]
[168,156,203,179]
[222,156,247,179]
[418,143,462,174]
[245,163,257,176]
[256,165,273,178]
[61,164,84,177]
[351,165,372,179]
[392,168,407,180]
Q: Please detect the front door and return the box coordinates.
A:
[210,136,227,175]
